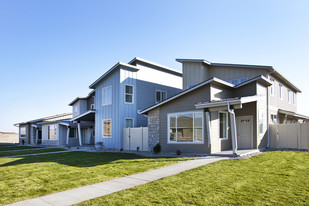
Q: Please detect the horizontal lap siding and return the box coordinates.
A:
[159,85,211,153]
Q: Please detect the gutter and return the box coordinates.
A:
[227,102,238,155]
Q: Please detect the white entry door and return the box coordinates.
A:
[84,128,91,144]
[236,116,253,149]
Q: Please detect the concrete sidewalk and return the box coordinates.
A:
[7,156,226,206]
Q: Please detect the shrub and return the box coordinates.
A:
[120,148,123,151]
[21,140,25,145]
[176,150,182,156]
[153,143,161,154]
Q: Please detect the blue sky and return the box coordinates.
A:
[1,0,309,132]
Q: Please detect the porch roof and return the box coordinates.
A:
[195,95,261,109]
[59,121,94,127]
[70,110,95,122]
[278,109,309,120]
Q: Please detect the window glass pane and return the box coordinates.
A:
[49,125,57,140]
[220,113,227,139]
[125,119,133,128]
[103,120,112,136]
[156,91,161,103]
[194,113,203,142]
[177,113,193,142]
[169,114,177,142]
[103,86,112,105]
[125,85,133,94]
[69,128,76,138]
[162,92,167,101]
[20,127,26,137]
[125,94,132,103]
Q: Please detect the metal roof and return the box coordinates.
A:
[14,113,72,126]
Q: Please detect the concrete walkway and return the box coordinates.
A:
[7,156,226,206]
[0,150,70,158]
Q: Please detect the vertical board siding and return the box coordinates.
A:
[95,69,121,149]
[256,83,268,148]
[182,62,209,89]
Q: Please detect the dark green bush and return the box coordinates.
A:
[153,143,161,154]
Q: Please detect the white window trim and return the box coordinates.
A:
[124,84,134,104]
[279,84,283,100]
[102,119,112,138]
[155,90,167,104]
[102,85,112,106]
[167,111,204,144]
[270,78,275,96]
[219,111,229,140]
[124,118,134,128]
[20,126,26,138]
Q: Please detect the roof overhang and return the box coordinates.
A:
[69,90,95,106]
[278,109,309,120]
[195,95,261,109]
[70,110,95,122]
[89,62,139,89]
[14,113,72,127]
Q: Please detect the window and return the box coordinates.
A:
[125,118,134,128]
[168,112,203,143]
[187,83,197,89]
[293,92,295,105]
[69,128,77,138]
[258,111,264,134]
[219,112,228,139]
[103,119,112,137]
[156,90,167,103]
[279,84,283,99]
[270,78,275,96]
[125,85,134,104]
[20,127,26,138]
[227,77,249,85]
[48,125,57,140]
[102,86,112,106]
[288,89,291,103]
[271,114,277,124]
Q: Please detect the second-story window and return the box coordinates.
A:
[156,90,167,104]
[125,85,133,104]
[270,78,275,96]
[102,86,112,106]
[279,84,283,100]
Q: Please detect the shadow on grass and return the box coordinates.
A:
[0,151,180,168]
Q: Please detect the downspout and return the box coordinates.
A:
[266,70,275,148]
[227,102,238,155]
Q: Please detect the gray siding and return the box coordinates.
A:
[182,62,210,89]
[157,85,211,153]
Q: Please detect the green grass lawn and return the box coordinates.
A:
[0,145,41,151]
[0,151,185,205]
[0,148,66,157]
[78,151,309,206]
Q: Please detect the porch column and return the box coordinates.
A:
[229,109,238,155]
[205,111,211,147]
[66,126,70,145]
[35,128,39,144]
[77,122,82,147]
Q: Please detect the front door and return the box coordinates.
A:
[84,128,91,145]
[236,116,253,149]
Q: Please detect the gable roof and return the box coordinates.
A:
[139,75,272,115]
[68,90,95,106]
[176,58,301,93]
[89,57,182,89]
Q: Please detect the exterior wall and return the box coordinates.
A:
[148,108,160,152]
[210,83,233,100]
[156,85,211,153]
[72,100,88,118]
[233,82,257,97]
[87,94,95,110]
[209,66,268,83]
[209,111,232,153]
[182,62,210,89]
[19,124,31,145]
[269,75,297,116]
[135,62,182,89]
[95,69,122,149]
[42,123,60,146]
[256,83,268,149]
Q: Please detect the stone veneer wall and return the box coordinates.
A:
[148,108,160,152]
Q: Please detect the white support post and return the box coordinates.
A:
[36,129,39,144]
[228,102,238,155]
[77,123,82,147]
[66,126,70,145]
[205,111,211,147]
